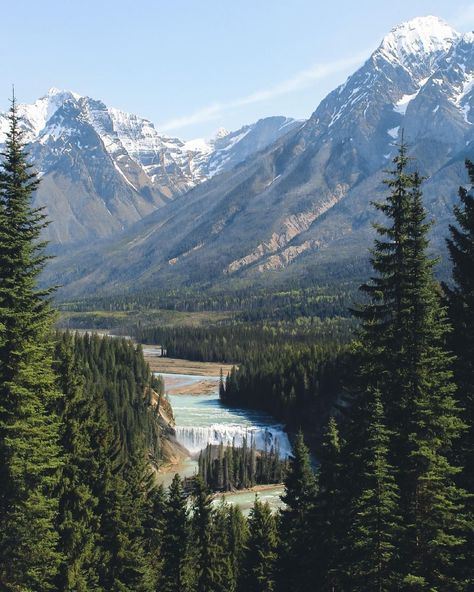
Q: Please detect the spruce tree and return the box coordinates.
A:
[160,474,189,592]
[446,159,474,492]
[55,333,101,591]
[226,504,248,592]
[0,94,62,591]
[241,499,278,592]
[313,417,346,591]
[346,391,400,592]
[190,477,220,592]
[277,431,317,592]
[354,144,468,590]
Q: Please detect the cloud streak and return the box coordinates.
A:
[158,51,369,133]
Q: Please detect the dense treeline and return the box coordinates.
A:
[134,317,354,363]
[0,101,163,591]
[1,97,473,592]
[221,343,350,432]
[59,332,162,465]
[198,441,288,491]
[58,284,356,322]
[220,147,474,590]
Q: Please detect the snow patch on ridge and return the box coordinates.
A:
[378,16,459,69]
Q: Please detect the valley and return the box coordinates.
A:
[1,7,473,591]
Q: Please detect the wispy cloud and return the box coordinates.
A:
[158,51,369,133]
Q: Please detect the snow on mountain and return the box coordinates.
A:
[0,89,297,189]
[45,13,474,294]
[0,88,298,244]
[378,16,459,73]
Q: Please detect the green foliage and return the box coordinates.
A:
[222,342,350,431]
[446,160,474,493]
[0,96,63,591]
[160,474,189,592]
[198,440,288,492]
[312,417,346,591]
[132,317,354,363]
[346,392,401,591]
[54,333,101,591]
[241,499,278,592]
[277,432,317,592]
[352,144,469,590]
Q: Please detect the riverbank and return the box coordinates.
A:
[143,351,235,377]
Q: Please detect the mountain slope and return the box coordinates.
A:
[0,90,300,244]
[45,16,474,296]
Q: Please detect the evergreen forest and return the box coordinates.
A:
[0,94,473,592]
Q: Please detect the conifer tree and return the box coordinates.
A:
[99,447,153,592]
[143,483,167,589]
[160,474,189,592]
[241,499,278,592]
[277,431,317,592]
[226,504,248,592]
[0,94,62,591]
[346,391,400,592]
[55,333,101,591]
[354,144,468,590]
[446,159,474,492]
[313,417,346,591]
[190,477,220,592]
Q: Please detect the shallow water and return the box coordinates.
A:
[156,372,290,511]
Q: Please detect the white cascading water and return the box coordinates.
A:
[174,424,292,457]
[158,372,293,459]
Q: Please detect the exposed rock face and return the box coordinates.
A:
[0,89,299,245]
[43,16,474,295]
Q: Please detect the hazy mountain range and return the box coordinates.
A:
[2,15,473,297]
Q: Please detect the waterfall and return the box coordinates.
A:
[174,423,292,458]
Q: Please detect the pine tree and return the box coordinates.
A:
[190,477,220,592]
[354,144,469,590]
[55,333,101,591]
[346,391,400,592]
[0,94,63,591]
[160,474,189,592]
[226,504,248,592]
[241,499,278,592]
[143,483,167,591]
[277,431,317,592]
[99,447,153,592]
[446,159,474,492]
[313,417,346,591]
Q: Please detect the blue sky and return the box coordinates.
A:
[2,0,474,139]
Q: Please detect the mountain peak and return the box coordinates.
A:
[44,87,81,101]
[214,127,230,140]
[378,15,459,67]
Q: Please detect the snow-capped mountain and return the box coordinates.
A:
[43,15,474,296]
[0,90,300,244]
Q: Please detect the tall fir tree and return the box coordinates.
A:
[277,431,317,592]
[346,391,401,592]
[446,159,474,493]
[354,143,468,590]
[313,417,346,591]
[160,474,189,592]
[241,499,278,592]
[190,477,220,592]
[0,94,63,591]
[55,333,101,591]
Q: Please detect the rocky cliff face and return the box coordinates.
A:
[0,89,299,244]
[40,16,474,295]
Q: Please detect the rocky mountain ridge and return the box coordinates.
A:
[28,16,474,295]
[0,89,300,244]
